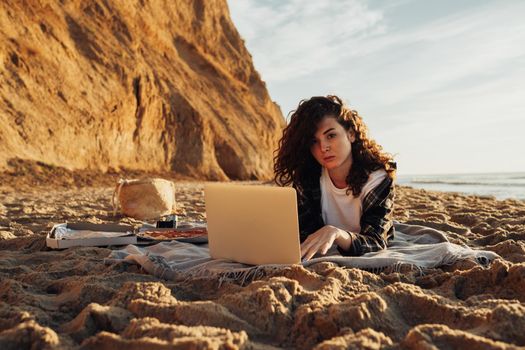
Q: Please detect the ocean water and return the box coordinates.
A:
[396,172,525,201]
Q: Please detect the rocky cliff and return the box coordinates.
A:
[0,0,284,180]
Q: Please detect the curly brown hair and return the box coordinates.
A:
[274,95,396,197]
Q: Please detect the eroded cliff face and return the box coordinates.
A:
[0,0,284,180]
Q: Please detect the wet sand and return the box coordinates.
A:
[1,181,524,349]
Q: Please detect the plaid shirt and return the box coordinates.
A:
[295,175,395,256]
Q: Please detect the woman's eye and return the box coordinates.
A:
[311,139,318,145]
[328,133,336,139]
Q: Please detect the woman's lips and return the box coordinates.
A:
[323,156,335,162]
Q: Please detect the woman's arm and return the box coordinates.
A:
[295,184,324,242]
[337,176,395,256]
[297,176,395,260]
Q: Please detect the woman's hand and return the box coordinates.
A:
[300,225,353,261]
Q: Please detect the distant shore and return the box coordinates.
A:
[397,172,525,200]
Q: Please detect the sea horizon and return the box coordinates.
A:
[396,171,525,201]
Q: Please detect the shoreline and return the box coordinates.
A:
[397,172,525,201]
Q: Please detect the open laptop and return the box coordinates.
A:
[204,183,301,265]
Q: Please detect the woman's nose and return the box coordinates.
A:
[320,140,330,152]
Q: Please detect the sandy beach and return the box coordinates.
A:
[1,174,524,349]
[2,0,523,348]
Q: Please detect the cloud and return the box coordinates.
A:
[229,0,385,81]
[228,0,525,174]
[341,1,525,107]
[229,0,525,102]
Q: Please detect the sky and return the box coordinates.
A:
[228,0,525,175]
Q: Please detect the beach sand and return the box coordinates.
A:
[1,178,524,349]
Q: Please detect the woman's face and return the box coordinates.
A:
[310,116,355,172]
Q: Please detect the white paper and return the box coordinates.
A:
[54,226,133,240]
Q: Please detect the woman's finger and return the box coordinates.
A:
[300,241,313,257]
[304,250,316,261]
[301,243,314,259]
[307,244,323,260]
[301,232,334,260]
[301,235,322,256]
[307,242,326,261]
[320,241,334,255]
[302,244,318,261]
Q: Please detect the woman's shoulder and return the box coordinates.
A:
[368,168,388,182]
[360,168,389,199]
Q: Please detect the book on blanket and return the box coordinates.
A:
[204,183,301,265]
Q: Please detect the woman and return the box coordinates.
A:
[274,95,397,261]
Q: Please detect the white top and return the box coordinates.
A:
[320,168,387,233]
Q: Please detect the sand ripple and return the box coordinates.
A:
[1,183,524,348]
